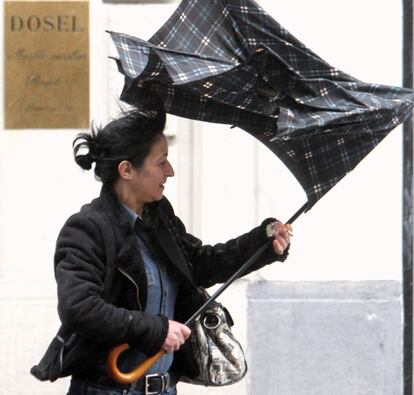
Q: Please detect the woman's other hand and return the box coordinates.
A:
[266,221,292,255]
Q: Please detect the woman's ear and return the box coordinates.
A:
[117,160,133,180]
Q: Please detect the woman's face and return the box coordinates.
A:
[130,134,175,204]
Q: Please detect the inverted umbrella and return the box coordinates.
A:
[109,0,414,209]
[107,0,414,383]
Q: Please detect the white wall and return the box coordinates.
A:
[0,0,404,394]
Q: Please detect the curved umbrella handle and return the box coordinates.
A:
[106,343,165,384]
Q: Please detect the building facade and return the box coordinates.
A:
[0,0,406,394]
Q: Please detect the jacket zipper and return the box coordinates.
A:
[117,267,143,311]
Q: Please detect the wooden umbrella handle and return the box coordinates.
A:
[106,343,165,384]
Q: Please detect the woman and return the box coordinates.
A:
[47,101,290,394]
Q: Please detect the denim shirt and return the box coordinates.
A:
[120,204,179,374]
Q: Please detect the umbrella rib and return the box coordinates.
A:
[107,30,236,66]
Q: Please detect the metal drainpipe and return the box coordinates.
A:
[403,0,413,394]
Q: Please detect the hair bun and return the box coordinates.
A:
[72,132,96,170]
[74,152,94,170]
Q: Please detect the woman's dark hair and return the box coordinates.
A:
[73,99,166,186]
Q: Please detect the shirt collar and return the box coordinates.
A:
[121,203,142,227]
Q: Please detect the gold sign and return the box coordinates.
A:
[5,0,89,129]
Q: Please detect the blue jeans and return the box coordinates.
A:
[67,380,177,395]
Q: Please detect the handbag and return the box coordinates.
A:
[180,289,247,386]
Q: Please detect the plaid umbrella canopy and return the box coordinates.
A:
[109,0,414,212]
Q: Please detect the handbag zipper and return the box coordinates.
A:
[117,267,143,311]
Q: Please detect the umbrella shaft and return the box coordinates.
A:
[184,241,271,326]
[184,203,309,326]
[286,203,308,224]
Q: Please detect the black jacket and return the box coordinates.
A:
[47,185,286,382]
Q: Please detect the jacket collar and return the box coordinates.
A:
[98,184,132,229]
[98,184,163,228]
[98,185,195,287]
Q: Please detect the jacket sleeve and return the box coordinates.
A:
[174,216,289,287]
[54,212,168,356]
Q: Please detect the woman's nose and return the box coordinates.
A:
[166,160,175,177]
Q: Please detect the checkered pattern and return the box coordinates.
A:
[109,0,414,207]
